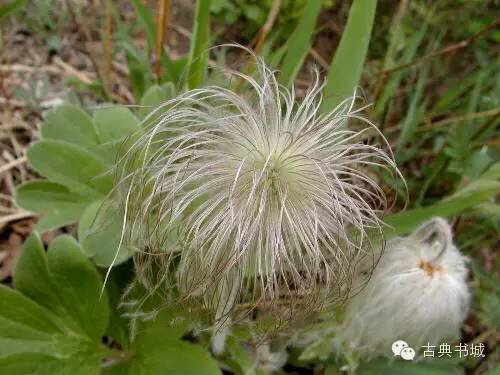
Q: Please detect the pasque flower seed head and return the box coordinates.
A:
[112,50,401,323]
[337,217,470,357]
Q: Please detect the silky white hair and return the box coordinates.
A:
[111,49,401,324]
[336,217,470,357]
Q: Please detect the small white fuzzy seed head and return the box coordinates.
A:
[336,217,470,357]
[112,48,401,325]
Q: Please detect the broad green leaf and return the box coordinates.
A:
[187,0,212,89]
[0,285,62,340]
[0,285,102,375]
[46,235,110,340]
[357,357,462,375]
[12,234,57,315]
[139,83,175,119]
[40,105,99,148]
[225,337,265,375]
[103,312,215,375]
[78,201,134,267]
[104,263,134,349]
[320,0,377,113]
[13,233,109,341]
[129,326,220,375]
[4,232,107,374]
[324,366,341,375]
[93,106,140,143]
[278,0,322,87]
[384,189,499,235]
[102,362,130,375]
[27,140,113,198]
[16,180,90,232]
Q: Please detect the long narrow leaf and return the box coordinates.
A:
[131,0,155,51]
[187,0,212,89]
[320,0,377,113]
[278,0,322,87]
[384,189,498,235]
[374,21,428,117]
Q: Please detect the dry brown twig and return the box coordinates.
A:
[102,0,113,95]
[155,0,171,79]
[251,0,282,54]
[308,48,329,70]
[0,156,26,176]
[52,57,94,84]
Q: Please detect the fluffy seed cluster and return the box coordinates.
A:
[112,52,399,322]
[336,217,470,357]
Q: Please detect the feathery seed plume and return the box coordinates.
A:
[336,217,470,357]
[112,49,401,325]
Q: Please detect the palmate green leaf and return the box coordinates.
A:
[357,357,462,375]
[27,140,113,198]
[320,0,377,113]
[103,263,134,350]
[93,106,140,144]
[13,234,109,340]
[91,105,143,166]
[278,0,322,87]
[16,180,91,231]
[1,233,110,374]
[40,105,99,149]
[139,83,176,119]
[0,286,102,375]
[187,0,212,89]
[131,329,220,375]
[78,201,134,267]
[106,325,220,375]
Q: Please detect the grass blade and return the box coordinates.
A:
[384,189,499,235]
[278,0,322,87]
[187,0,212,90]
[395,36,441,155]
[131,0,155,51]
[320,0,377,113]
[374,21,428,117]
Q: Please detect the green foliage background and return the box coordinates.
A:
[0,0,498,374]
